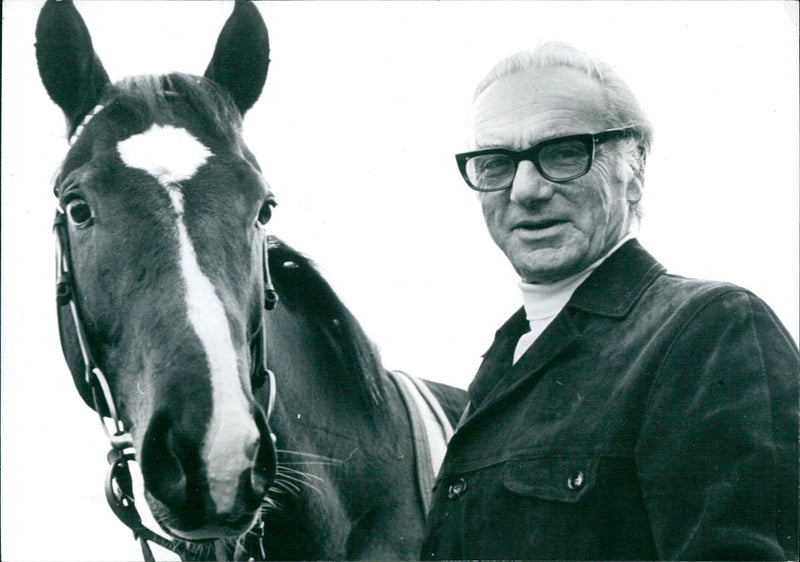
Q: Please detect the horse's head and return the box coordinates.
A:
[37,0,276,541]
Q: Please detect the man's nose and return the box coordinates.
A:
[510,160,554,205]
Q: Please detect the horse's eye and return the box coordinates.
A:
[66,198,93,226]
[257,199,276,226]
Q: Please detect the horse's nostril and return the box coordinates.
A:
[140,407,275,526]
[140,411,200,517]
[244,439,258,464]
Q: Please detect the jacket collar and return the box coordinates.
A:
[464,239,665,420]
[489,239,665,334]
[566,238,665,318]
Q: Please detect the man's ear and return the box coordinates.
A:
[626,147,646,205]
[627,173,644,205]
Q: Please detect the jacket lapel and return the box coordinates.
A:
[464,311,580,428]
[569,239,665,318]
[467,307,527,408]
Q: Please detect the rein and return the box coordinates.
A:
[53,208,279,561]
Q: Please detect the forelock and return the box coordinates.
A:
[109,73,243,145]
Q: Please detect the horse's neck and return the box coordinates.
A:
[262,308,425,559]
[269,398,423,559]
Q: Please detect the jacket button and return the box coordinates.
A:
[447,478,467,499]
[567,471,585,490]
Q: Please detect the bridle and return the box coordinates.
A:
[53,203,279,561]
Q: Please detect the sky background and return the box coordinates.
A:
[2,1,798,560]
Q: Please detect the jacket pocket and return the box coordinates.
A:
[502,456,599,503]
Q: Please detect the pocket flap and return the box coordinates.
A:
[502,456,598,503]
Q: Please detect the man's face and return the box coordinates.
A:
[473,66,641,284]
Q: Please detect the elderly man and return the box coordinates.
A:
[421,41,798,560]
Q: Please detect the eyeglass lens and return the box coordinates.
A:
[466,155,516,191]
[538,138,591,179]
[466,137,592,190]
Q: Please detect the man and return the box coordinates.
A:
[421,41,798,560]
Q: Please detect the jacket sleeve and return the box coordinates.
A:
[635,289,799,560]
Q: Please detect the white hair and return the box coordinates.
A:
[472,41,653,222]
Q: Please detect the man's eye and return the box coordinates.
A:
[479,156,512,173]
[551,146,585,159]
[542,140,587,162]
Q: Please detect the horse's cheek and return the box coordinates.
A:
[104,346,152,438]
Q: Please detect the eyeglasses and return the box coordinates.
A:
[455,127,637,192]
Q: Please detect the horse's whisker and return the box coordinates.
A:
[270,479,300,495]
[278,472,320,488]
[283,477,323,496]
[278,466,325,482]
[277,449,343,462]
[280,459,341,467]
[261,495,280,509]
[302,481,324,495]
[260,496,284,513]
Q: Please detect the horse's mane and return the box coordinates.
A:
[103,73,243,145]
[266,236,388,413]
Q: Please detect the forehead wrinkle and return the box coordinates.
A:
[475,116,596,152]
[472,66,608,151]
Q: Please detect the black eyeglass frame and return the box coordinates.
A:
[455,127,638,192]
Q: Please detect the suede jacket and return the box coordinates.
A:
[421,240,798,560]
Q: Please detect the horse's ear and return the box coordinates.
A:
[36,0,110,136]
[204,0,270,115]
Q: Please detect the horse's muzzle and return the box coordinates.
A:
[139,406,276,538]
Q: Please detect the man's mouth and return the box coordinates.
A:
[513,218,566,231]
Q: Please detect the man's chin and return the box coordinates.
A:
[511,249,586,285]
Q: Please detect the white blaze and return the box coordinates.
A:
[118,124,258,513]
[116,124,213,186]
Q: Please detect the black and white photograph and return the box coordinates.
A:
[2,1,798,560]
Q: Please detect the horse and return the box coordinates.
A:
[36,1,468,559]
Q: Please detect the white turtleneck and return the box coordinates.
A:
[512,234,633,363]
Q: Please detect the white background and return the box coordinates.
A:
[2,2,798,560]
